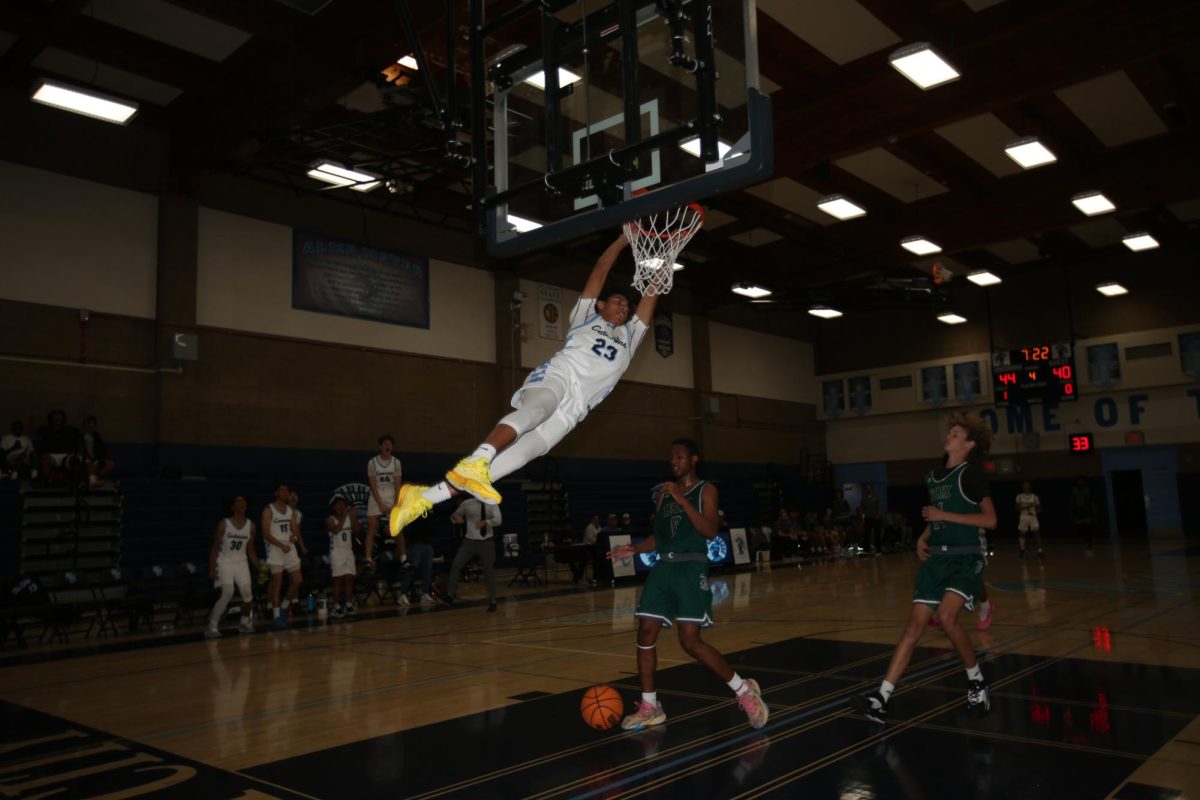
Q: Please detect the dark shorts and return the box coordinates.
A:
[913,554,984,612]
[635,561,713,628]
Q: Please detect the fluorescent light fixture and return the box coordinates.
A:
[967,270,1002,286]
[900,235,942,256]
[397,54,419,70]
[679,137,733,159]
[1004,136,1057,169]
[808,306,843,319]
[816,194,866,221]
[31,78,138,125]
[306,161,381,192]
[523,67,583,90]
[937,312,967,325]
[1071,190,1115,216]
[1095,282,1128,296]
[888,43,960,90]
[731,283,772,299]
[506,213,542,232]
[1122,232,1159,252]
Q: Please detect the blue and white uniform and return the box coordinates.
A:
[265,502,301,573]
[367,455,401,516]
[515,296,648,447]
[329,512,356,578]
[214,517,253,598]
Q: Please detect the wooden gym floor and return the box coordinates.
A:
[2,537,1198,798]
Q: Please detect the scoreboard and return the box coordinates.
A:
[991,343,1078,407]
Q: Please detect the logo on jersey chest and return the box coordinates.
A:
[590,325,628,348]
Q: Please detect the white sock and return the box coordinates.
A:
[470,444,497,462]
[879,680,895,701]
[272,606,280,619]
[966,664,983,682]
[240,615,250,625]
[641,691,657,707]
[1019,537,1026,550]
[727,673,748,696]
[978,600,990,619]
[281,599,290,611]
[421,482,453,504]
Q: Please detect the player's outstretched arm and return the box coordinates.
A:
[581,234,630,299]
[632,289,660,327]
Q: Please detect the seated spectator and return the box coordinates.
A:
[582,514,601,546]
[35,410,83,487]
[821,508,843,552]
[770,512,800,560]
[2,420,35,479]
[772,507,790,536]
[803,510,826,553]
[832,489,853,544]
[81,415,115,487]
[620,512,634,531]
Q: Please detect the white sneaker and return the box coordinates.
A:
[397,595,410,607]
[419,593,434,605]
[621,699,666,731]
[204,627,221,639]
[238,621,254,634]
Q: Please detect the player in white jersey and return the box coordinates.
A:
[262,482,304,629]
[327,496,361,618]
[389,234,656,535]
[1015,481,1043,560]
[205,495,260,638]
[364,435,402,570]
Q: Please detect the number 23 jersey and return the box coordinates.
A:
[516,296,648,420]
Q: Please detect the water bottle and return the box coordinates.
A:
[306,592,315,614]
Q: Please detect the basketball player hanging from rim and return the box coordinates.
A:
[388,206,701,535]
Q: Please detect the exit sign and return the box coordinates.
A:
[1125,431,1145,446]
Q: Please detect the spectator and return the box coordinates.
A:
[2,420,34,479]
[602,513,622,534]
[862,483,883,554]
[81,415,115,487]
[620,512,634,531]
[397,506,437,607]
[36,410,82,486]
[821,508,843,552]
[770,511,800,561]
[804,510,826,553]
[444,497,501,612]
[833,489,852,531]
[772,507,790,537]
[582,514,602,546]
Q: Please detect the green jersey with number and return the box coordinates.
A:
[654,481,709,555]
[925,462,988,547]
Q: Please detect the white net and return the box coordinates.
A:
[623,203,704,297]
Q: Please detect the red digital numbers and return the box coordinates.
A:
[1052,365,1072,380]
[1070,434,1092,453]
[998,372,1017,385]
[1064,382,1074,395]
[1021,346,1051,361]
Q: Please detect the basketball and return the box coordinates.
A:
[581,684,623,731]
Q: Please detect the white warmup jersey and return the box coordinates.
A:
[329,513,356,578]
[215,518,253,592]
[515,296,649,424]
[1016,492,1040,532]
[265,502,301,570]
[367,456,401,516]
[217,518,252,561]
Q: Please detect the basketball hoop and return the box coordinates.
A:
[622,200,704,297]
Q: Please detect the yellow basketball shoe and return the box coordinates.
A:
[445,457,502,505]
[389,484,432,536]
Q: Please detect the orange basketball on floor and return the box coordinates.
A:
[581,684,624,731]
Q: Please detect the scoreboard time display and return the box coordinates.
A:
[991,343,1078,407]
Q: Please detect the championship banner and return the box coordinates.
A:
[954,361,981,402]
[1180,331,1200,381]
[292,230,429,328]
[922,365,948,406]
[1088,342,1121,388]
[822,380,845,418]
[538,283,564,340]
[848,376,872,415]
[654,310,674,358]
